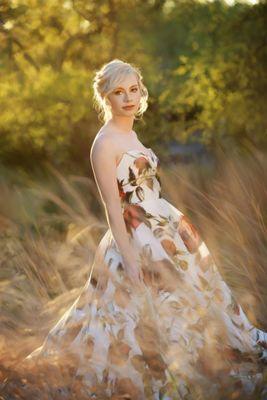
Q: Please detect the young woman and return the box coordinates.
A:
[23,59,267,399]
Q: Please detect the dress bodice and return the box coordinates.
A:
[116,149,162,209]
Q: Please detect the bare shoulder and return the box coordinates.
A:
[90,128,117,167]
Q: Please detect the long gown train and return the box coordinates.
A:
[21,148,267,399]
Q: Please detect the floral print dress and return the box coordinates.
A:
[23,148,267,399]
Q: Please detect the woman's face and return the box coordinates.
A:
[106,73,141,117]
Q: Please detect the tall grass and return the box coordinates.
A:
[0,148,266,399]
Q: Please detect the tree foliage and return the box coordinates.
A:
[0,0,266,171]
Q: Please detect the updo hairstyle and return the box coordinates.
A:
[92,59,149,123]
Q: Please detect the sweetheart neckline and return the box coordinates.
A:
[116,148,154,169]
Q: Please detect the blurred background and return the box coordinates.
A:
[0,0,267,394]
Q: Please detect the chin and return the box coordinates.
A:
[121,108,135,114]
[119,110,134,116]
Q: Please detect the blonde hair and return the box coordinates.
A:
[92,59,149,123]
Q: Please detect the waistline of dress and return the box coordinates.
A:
[120,194,163,209]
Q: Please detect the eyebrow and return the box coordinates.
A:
[114,84,138,90]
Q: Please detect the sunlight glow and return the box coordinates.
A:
[164,0,259,11]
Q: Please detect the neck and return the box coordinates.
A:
[108,116,134,134]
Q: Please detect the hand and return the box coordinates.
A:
[124,260,144,288]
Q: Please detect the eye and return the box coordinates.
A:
[114,87,138,95]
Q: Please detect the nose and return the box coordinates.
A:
[124,93,132,102]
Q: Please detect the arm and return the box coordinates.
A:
[90,138,138,267]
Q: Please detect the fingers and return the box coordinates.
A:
[125,266,144,287]
[130,273,143,287]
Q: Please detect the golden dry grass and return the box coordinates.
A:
[0,148,267,399]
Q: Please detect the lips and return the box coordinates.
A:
[122,105,135,110]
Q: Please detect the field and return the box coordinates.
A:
[0,148,267,399]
